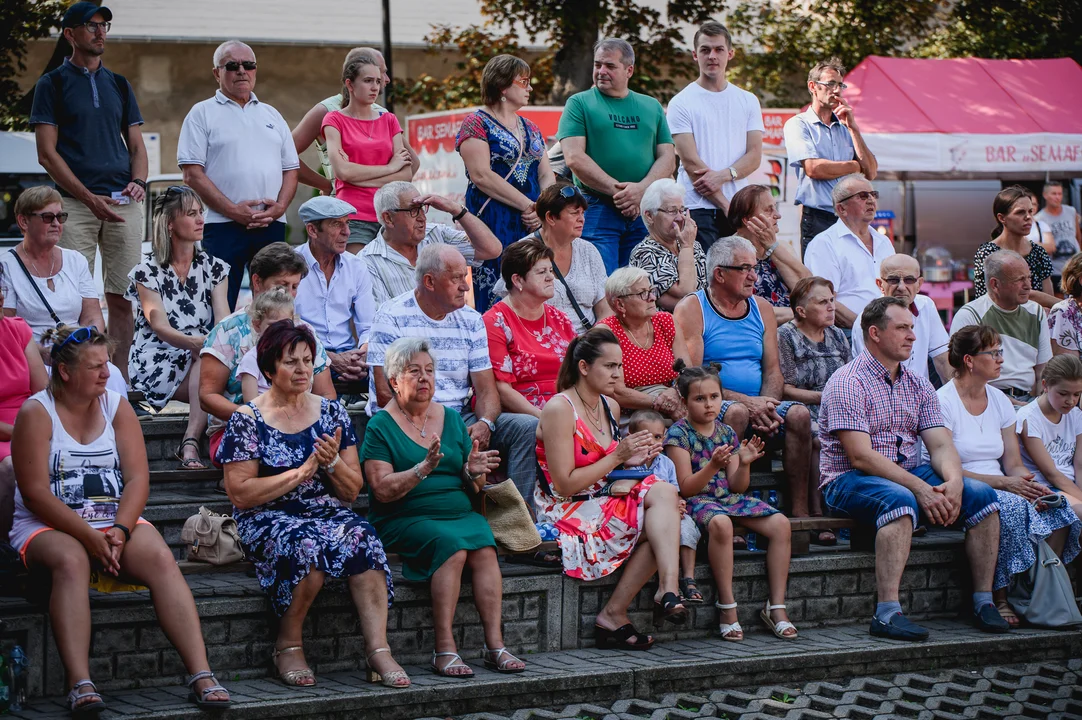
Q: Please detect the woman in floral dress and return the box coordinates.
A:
[127,186,229,467]
[1049,252,1082,356]
[536,327,687,650]
[218,320,406,689]
[456,55,555,311]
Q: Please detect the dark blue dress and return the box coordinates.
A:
[456,110,546,312]
[216,399,392,617]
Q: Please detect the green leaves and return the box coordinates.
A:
[0,0,66,130]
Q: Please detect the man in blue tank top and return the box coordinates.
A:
[674,236,819,517]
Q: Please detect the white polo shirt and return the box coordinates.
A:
[805,219,894,320]
[294,242,375,352]
[852,293,949,380]
[177,90,300,224]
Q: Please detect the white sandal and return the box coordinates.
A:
[761,602,798,639]
[716,601,743,641]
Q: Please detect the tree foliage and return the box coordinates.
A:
[0,0,67,130]
[915,0,1082,62]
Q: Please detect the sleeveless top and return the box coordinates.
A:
[696,288,765,396]
[535,393,619,500]
[12,389,125,529]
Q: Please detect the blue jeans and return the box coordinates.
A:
[720,399,803,440]
[581,193,647,274]
[201,221,286,311]
[461,410,539,512]
[823,463,1000,531]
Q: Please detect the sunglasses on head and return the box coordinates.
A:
[558,185,585,201]
[50,326,95,360]
[220,61,257,72]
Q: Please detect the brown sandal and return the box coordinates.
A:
[996,600,1020,628]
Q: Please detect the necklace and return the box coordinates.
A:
[623,320,653,349]
[400,404,432,438]
[485,108,525,148]
[574,387,605,435]
[21,244,57,278]
[507,297,549,339]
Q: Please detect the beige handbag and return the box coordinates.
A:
[180,506,245,565]
[479,479,542,553]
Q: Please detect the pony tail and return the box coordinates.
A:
[672,358,687,374]
[991,222,1003,241]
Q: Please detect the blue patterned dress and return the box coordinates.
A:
[455,110,546,312]
[216,399,392,616]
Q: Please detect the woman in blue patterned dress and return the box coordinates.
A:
[456,55,555,311]
[217,320,407,689]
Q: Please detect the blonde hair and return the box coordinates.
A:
[41,325,114,396]
[151,186,203,266]
[14,186,62,217]
[247,287,295,328]
[1042,354,1082,389]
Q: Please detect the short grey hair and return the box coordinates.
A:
[640,178,683,218]
[985,249,1026,284]
[831,173,869,207]
[384,337,436,383]
[605,266,650,304]
[374,181,417,226]
[415,243,460,285]
[594,38,634,66]
[706,235,755,276]
[213,40,254,68]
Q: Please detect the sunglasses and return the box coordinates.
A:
[51,326,95,359]
[838,190,880,204]
[883,275,919,286]
[512,76,532,89]
[220,61,257,72]
[558,185,585,201]
[30,211,68,225]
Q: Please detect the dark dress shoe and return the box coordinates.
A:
[870,613,930,641]
[973,603,1010,633]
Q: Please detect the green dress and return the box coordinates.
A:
[362,406,495,582]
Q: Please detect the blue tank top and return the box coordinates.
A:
[697,288,764,396]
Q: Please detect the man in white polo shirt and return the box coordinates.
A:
[294,195,375,382]
[804,173,893,329]
[853,253,951,382]
[178,39,299,310]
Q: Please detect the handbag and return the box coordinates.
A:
[1007,537,1082,628]
[180,506,245,565]
[478,479,542,553]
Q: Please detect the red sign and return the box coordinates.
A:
[762,110,797,146]
[408,107,565,155]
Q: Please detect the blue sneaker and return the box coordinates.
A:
[869,613,930,641]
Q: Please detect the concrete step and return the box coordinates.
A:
[5,620,1079,719]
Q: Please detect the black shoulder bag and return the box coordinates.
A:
[7,249,63,328]
[531,231,593,333]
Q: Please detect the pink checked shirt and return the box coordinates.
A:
[817,351,944,487]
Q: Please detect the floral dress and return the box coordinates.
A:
[535,394,660,581]
[455,110,547,312]
[1048,297,1082,353]
[665,418,777,528]
[754,257,790,308]
[483,301,576,409]
[973,241,1053,298]
[216,399,392,617]
[126,251,228,408]
[776,321,852,423]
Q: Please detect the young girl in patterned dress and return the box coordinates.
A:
[664,361,798,641]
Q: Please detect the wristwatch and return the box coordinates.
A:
[452,206,469,223]
[726,167,738,181]
[132,178,147,190]
[480,417,496,433]
[762,241,779,260]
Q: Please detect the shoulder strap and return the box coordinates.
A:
[551,253,593,333]
[600,396,619,439]
[111,71,131,150]
[7,249,62,327]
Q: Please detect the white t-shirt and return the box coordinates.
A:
[1,248,97,342]
[1016,399,1082,485]
[237,346,270,396]
[924,380,1015,476]
[666,81,765,210]
[853,294,949,380]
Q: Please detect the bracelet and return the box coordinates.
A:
[452,206,469,223]
[462,462,483,483]
[110,523,131,542]
[131,178,146,189]
[412,463,428,482]
[323,455,340,474]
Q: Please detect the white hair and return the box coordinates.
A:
[384,337,436,383]
[831,173,869,207]
[706,235,755,277]
[414,243,464,285]
[605,266,650,304]
[640,178,683,218]
[213,40,255,68]
[374,181,417,226]
[985,248,1026,283]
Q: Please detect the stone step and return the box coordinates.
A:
[5,620,1079,719]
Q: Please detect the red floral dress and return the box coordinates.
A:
[483,301,576,409]
[534,394,659,581]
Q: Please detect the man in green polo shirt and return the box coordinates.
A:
[558,38,675,273]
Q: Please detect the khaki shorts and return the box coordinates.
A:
[60,197,144,296]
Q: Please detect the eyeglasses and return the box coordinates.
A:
[974,349,1005,359]
[81,21,111,33]
[719,264,757,275]
[29,211,69,224]
[51,326,95,359]
[619,288,658,301]
[814,80,847,91]
[883,275,919,286]
[838,190,880,204]
[392,205,428,219]
[656,207,689,216]
[512,76,532,89]
[220,61,257,72]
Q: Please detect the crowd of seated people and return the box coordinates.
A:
[7,12,1082,709]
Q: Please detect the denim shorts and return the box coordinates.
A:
[720,399,804,441]
[822,463,1000,531]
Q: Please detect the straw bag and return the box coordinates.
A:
[180,507,245,565]
[479,480,542,553]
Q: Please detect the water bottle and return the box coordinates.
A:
[839,528,850,543]
[767,490,779,507]
[10,646,27,711]
[745,532,758,551]
[751,490,762,501]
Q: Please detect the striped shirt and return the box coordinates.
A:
[366,291,492,415]
[818,350,944,487]
[361,223,478,310]
[949,294,1051,393]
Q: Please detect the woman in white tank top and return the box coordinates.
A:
[9,326,231,713]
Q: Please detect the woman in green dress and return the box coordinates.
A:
[362,337,526,678]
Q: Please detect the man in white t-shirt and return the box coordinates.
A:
[1036,180,1081,289]
[667,21,764,252]
[854,254,950,383]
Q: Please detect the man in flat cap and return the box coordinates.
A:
[31,1,147,382]
[294,196,375,382]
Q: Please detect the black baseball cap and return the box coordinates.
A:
[62,2,113,28]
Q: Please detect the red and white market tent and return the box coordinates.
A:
[843,56,1082,175]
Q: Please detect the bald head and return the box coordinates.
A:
[876,254,922,303]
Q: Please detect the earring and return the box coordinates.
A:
[500,96,507,103]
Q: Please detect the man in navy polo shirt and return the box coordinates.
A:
[31,1,148,381]
[178,40,300,311]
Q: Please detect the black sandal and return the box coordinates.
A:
[175,437,207,470]
[595,623,654,651]
[652,591,688,626]
[679,577,704,604]
[733,535,748,551]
